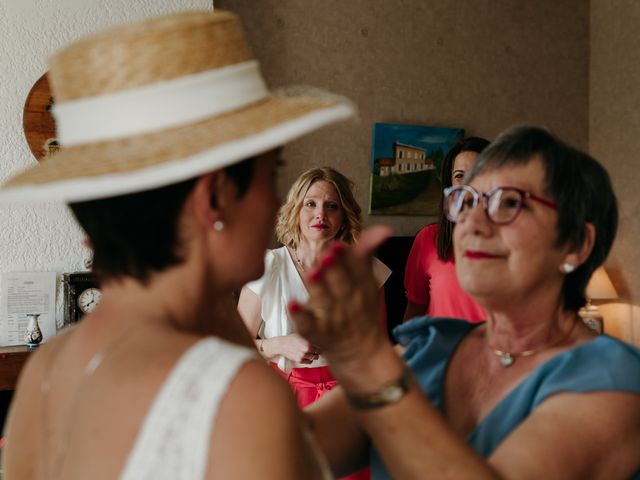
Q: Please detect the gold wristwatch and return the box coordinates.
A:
[345,364,413,410]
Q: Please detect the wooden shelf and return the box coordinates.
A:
[0,346,32,391]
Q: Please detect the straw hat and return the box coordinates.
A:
[1,10,354,203]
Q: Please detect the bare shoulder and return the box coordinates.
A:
[3,331,73,478]
[237,286,262,334]
[206,360,319,479]
[222,358,297,413]
[9,330,74,404]
[491,390,640,479]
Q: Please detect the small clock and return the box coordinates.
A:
[63,272,101,324]
[77,287,102,314]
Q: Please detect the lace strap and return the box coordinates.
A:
[120,337,255,480]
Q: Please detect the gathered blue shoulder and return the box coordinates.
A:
[393,315,475,347]
[467,333,640,458]
[372,317,640,478]
[392,316,477,410]
[391,316,640,457]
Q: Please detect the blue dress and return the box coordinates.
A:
[371,317,640,479]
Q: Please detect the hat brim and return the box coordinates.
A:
[2,95,354,203]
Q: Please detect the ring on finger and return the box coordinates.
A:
[311,306,330,320]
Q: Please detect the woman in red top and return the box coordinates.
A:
[403,137,490,322]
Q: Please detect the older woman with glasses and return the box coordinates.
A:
[289,126,640,479]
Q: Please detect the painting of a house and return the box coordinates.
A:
[369,123,463,215]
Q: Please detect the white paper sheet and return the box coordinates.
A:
[0,271,57,347]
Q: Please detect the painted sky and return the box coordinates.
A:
[371,123,463,162]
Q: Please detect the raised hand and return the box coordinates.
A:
[289,225,392,366]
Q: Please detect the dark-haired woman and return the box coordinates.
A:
[1,10,352,479]
[403,136,490,322]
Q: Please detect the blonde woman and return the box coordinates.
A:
[239,167,389,480]
[239,167,390,408]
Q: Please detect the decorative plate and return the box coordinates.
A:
[23,72,58,162]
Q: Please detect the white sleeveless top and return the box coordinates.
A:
[246,246,391,373]
[119,337,254,479]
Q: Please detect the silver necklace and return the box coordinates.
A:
[41,320,156,477]
[489,318,579,367]
[490,346,538,367]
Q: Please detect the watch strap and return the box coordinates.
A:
[345,363,413,411]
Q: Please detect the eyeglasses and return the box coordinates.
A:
[444,185,558,225]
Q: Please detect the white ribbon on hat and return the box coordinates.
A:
[53,60,269,147]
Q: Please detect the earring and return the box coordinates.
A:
[561,263,575,274]
[213,220,225,232]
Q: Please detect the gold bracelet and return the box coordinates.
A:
[345,364,413,411]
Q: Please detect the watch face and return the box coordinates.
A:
[77,287,102,314]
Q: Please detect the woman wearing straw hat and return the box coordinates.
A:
[1,11,353,479]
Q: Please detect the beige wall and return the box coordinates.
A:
[590,1,640,342]
[218,1,639,344]
[217,0,589,236]
[0,0,212,329]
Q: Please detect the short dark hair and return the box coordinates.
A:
[436,136,490,261]
[466,126,618,312]
[69,157,256,284]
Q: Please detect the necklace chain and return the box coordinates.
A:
[292,248,306,272]
[41,319,157,477]
[489,318,579,367]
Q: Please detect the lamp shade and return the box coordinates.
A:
[586,267,618,300]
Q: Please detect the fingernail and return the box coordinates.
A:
[331,243,346,255]
[309,268,324,282]
[287,301,301,313]
[320,254,335,269]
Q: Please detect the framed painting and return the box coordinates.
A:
[369,123,463,215]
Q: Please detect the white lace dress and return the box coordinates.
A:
[118,337,332,479]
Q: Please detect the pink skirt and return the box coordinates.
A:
[272,364,371,480]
